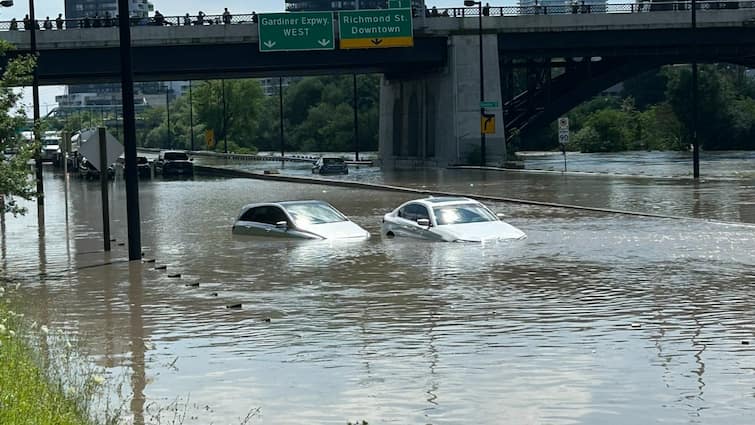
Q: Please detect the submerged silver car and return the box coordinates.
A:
[382,197,526,242]
[232,200,370,240]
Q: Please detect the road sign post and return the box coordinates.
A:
[258,12,335,52]
[339,9,414,49]
[558,117,569,172]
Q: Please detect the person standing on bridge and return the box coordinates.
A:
[55,13,64,30]
[183,13,191,26]
[22,14,31,30]
[9,18,17,31]
[43,16,52,30]
[222,8,232,25]
[153,10,165,26]
[252,11,258,24]
[482,2,491,16]
[195,11,205,25]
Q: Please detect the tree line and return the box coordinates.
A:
[49,75,381,155]
[520,64,755,153]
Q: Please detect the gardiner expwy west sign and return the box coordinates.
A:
[338,9,413,49]
[258,12,335,52]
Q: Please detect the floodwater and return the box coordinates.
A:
[2,154,755,424]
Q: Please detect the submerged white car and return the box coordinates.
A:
[382,197,526,242]
[232,200,370,240]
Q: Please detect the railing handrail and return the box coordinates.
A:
[0,2,749,32]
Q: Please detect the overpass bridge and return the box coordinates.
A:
[1,3,754,167]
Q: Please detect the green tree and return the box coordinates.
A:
[0,41,38,216]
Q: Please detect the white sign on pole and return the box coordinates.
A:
[558,117,569,131]
[558,131,569,145]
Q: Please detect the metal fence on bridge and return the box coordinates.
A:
[0,2,751,31]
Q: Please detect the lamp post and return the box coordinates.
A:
[12,0,46,226]
[189,80,194,151]
[691,0,699,178]
[464,0,485,165]
[117,0,143,261]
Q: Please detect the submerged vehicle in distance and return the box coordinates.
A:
[136,156,152,178]
[232,200,369,240]
[382,197,526,242]
[312,157,348,175]
[155,150,193,177]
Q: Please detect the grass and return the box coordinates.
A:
[0,284,104,425]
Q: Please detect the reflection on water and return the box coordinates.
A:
[1,166,754,424]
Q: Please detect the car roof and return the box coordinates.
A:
[407,197,478,207]
[239,200,332,211]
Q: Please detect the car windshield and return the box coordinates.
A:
[164,152,188,161]
[284,202,347,226]
[432,203,498,225]
[323,158,344,164]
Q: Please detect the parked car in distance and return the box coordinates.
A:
[232,200,370,240]
[155,150,193,177]
[382,197,526,242]
[312,157,348,175]
[136,156,152,178]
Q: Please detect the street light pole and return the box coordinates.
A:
[189,80,194,151]
[117,0,142,261]
[28,0,44,227]
[465,0,485,165]
[691,0,699,178]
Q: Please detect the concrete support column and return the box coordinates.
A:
[378,34,504,168]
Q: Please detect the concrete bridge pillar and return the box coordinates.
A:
[379,34,505,168]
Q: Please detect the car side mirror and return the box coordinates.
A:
[275,221,288,230]
[417,218,431,227]
[496,213,506,220]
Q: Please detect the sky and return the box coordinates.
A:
[6,0,496,114]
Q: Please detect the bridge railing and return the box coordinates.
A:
[0,3,751,31]
[428,1,749,16]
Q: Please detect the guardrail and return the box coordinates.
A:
[0,2,750,31]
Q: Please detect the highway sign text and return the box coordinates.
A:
[339,9,414,49]
[259,12,335,52]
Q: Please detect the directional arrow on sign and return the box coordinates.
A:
[263,40,276,49]
[371,38,383,45]
[318,39,331,47]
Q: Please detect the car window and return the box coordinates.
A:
[240,206,288,225]
[398,203,430,221]
[137,157,148,164]
[433,204,497,225]
[164,152,189,161]
[323,158,344,164]
[284,202,347,226]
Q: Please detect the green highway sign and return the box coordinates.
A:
[480,101,499,108]
[258,12,335,52]
[339,9,414,49]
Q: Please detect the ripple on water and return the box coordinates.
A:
[3,172,755,424]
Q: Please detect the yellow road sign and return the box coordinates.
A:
[339,36,414,49]
[481,114,495,134]
[205,129,215,149]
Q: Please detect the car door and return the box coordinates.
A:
[394,203,432,239]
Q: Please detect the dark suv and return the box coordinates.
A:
[312,157,348,175]
[155,150,193,177]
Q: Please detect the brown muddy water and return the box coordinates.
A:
[1,166,754,424]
